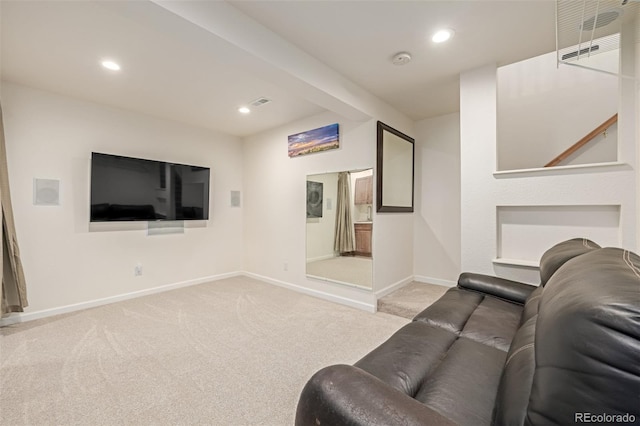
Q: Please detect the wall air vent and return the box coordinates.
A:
[561,44,599,60]
[250,97,271,107]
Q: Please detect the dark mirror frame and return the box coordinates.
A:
[376,121,415,213]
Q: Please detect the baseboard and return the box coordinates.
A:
[0,272,241,327]
[305,254,336,263]
[242,271,376,313]
[374,275,414,299]
[1,269,398,327]
[413,275,457,288]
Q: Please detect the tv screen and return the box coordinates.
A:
[90,152,210,222]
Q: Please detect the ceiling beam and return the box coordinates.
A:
[151,0,390,123]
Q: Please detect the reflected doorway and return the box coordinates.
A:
[306,169,373,289]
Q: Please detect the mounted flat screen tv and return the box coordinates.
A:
[90,152,210,222]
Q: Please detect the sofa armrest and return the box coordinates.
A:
[295,364,455,426]
[457,272,536,305]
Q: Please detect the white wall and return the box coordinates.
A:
[242,111,414,311]
[637,25,640,250]
[460,63,636,285]
[497,49,619,170]
[1,82,244,315]
[414,113,461,287]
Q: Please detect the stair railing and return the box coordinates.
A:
[544,113,618,167]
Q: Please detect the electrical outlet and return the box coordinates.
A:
[134,263,143,276]
[283,262,288,271]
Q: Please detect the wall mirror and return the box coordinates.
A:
[376,121,414,212]
[306,169,374,289]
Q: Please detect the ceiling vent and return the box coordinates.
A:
[556,0,639,80]
[561,44,600,60]
[250,97,271,107]
[580,10,621,31]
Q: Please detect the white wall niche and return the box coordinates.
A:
[496,204,621,267]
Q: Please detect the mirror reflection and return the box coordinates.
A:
[306,169,373,289]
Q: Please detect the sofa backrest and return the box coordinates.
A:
[494,247,640,426]
[527,247,640,424]
[538,238,600,286]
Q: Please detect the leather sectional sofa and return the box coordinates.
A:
[295,239,640,425]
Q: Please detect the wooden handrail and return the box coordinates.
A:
[544,113,618,167]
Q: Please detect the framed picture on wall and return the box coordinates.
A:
[288,123,339,158]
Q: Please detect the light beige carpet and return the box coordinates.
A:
[306,256,372,288]
[0,276,408,425]
[377,281,450,320]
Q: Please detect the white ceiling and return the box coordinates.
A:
[0,0,556,137]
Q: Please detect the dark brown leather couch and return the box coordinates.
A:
[295,239,640,425]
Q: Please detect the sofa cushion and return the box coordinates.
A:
[354,321,457,397]
[539,238,600,286]
[492,314,537,426]
[413,288,483,334]
[415,288,522,352]
[527,248,640,425]
[460,295,522,351]
[414,337,508,425]
[354,287,524,424]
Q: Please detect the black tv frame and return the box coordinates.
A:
[90,152,210,223]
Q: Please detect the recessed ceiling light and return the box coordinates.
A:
[101,60,121,71]
[238,107,251,114]
[432,29,455,43]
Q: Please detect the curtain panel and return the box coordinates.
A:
[0,103,28,315]
[333,172,355,254]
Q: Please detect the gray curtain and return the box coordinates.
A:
[334,172,355,254]
[1,103,28,315]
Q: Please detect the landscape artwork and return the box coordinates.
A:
[288,123,339,157]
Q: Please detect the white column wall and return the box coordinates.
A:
[242,111,414,311]
[414,112,461,286]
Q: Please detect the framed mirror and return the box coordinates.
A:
[376,121,414,212]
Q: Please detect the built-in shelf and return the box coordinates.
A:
[493,161,629,179]
[492,258,540,268]
[496,205,621,268]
